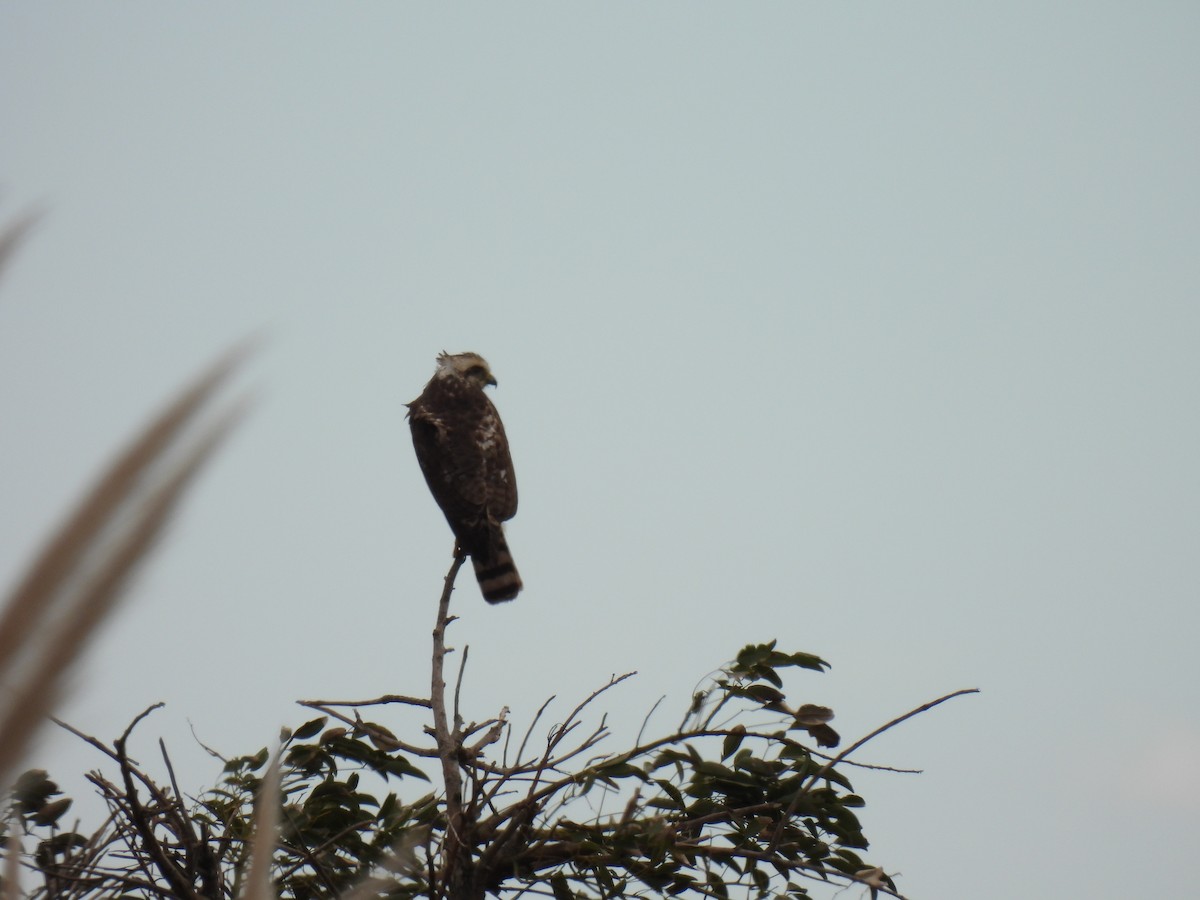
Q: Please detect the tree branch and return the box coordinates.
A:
[112,706,201,900]
[430,552,472,900]
[802,688,979,792]
[297,694,432,710]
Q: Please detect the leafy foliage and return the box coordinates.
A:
[7,640,912,900]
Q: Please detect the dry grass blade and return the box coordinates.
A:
[0,210,40,287]
[240,746,281,900]
[0,345,251,785]
[0,342,249,666]
[334,828,427,900]
[2,819,20,900]
[0,405,246,780]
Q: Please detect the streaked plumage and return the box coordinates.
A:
[406,352,522,603]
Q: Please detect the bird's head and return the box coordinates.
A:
[436,351,498,387]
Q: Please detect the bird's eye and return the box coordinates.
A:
[466,365,488,379]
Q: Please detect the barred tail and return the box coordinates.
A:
[472,529,522,603]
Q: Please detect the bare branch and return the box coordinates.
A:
[430,552,469,900]
[113,707,200,900]
[514,696,555,767]
[635,694,666,747]
[453,646,469,734]
[802,688,979,791]
[465,712,508,756]
[158,739,197,849]
[298,694,432,709]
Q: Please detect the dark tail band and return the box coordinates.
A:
[472,535,522,603]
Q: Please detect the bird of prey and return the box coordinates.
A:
[407,352,522,603]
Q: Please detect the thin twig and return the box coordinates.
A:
[453,646,469,735]
[515,697,555,768]
[635,695,665,748]
[158,739,199,853]
[297,694,432,710]
[478,697,556,814]
[51,716,122,763]
[765,687,979,855]
[802,688,979,791]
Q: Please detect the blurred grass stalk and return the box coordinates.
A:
[0,214,250,787]
[240,744,281,900]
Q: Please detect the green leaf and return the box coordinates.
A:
[292,716,327,741]
[755,665,784,688]
[320,727,348,744]
[833,847,865,869]
[363,722,402,752]
[12,770,58,815]
[833,805,863,832]
[654,779,685,809]
[550,874,573,900]
[750,868,769,892]
[649,748,693,771]
[593,864,616,893]
[667,872,697,894]
[594,761,646,780]
[777,650,830,672]
[285,743,333,775]
[736,754,782,778]
[704,868,730,899]
[792,704,833,726]
[34,832,87,865]
[33,797,72,827]
[820,766,854,791]
[735,641,778,670]
[378,793,397,819]
[383,756,429,781]
[693,761,736,779]
[738,684,787,708]
[721,725,746,760]
[307,780,351,804]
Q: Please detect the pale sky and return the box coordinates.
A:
[2,5,1198,899]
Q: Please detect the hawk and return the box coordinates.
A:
[407,352,522,603]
